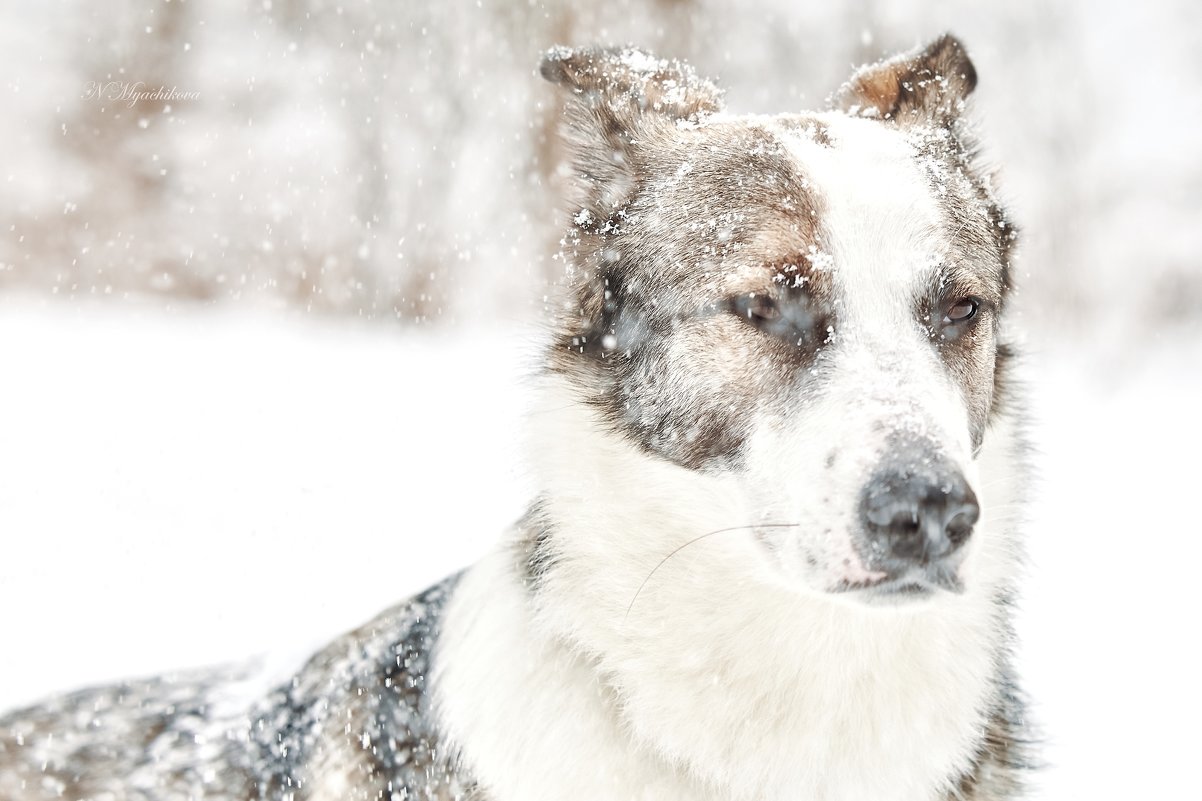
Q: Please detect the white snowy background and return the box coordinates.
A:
[1,0,1201,799]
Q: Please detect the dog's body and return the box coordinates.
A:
[0,35,1033,801]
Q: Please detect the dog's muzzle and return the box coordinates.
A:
[855,445,979,595]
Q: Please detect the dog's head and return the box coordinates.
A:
[539,35,1017,605]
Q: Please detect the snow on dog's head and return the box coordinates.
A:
[534,35,1017,607]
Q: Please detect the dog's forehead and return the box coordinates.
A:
[636,113,957,306]
[775,113,949,300]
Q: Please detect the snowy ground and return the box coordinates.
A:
[0,300,1199,798]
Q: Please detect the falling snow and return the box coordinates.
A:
[0,0,1198,799]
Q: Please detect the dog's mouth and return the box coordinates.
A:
[831,566,964,603]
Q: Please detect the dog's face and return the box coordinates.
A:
[541,36,1015,604]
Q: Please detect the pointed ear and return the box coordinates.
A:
[834,34,977,125]
[540,46,723,223]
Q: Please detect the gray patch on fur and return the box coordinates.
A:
[947,658,1037,799]
[0,577,477,801]
[545,120,835,469]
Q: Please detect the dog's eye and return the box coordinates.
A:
[944,298,979,324]
[731,293,780,326]
[727,292,828,350]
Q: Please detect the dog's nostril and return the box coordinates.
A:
[945,501,980,547]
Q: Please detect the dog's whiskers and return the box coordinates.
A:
[624,523,799,620]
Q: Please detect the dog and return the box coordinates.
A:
[0,33,1033,801]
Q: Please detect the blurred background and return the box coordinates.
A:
[1,0,1200,798]
[2,0,1201,340]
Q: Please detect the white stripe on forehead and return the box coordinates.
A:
[779,114,946,329]
[774,115,970,456]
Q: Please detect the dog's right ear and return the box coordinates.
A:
[540,46,723,225]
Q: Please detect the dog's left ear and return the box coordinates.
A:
[540,46,723,221]
[834,34,977,126]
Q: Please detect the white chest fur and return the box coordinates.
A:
[433,544,1002,801]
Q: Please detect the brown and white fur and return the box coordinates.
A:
[0,35,1033,801]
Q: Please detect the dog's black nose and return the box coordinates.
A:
[859,454,979,573]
